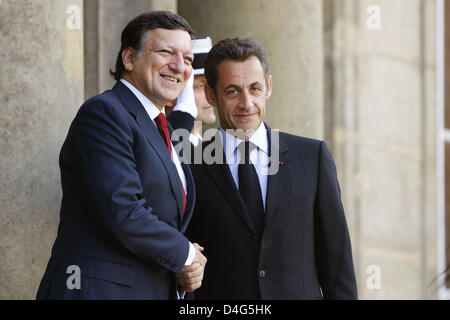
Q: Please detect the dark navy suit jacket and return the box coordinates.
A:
[36,82,195,300]
[187,130,357,299]
[168,111,357,299]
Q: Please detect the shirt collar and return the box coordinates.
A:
[120,79,165,121]
[219,122,268,159]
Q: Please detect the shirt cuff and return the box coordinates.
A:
[177,289,186,300]
[185,242,196,266]
[174,102,198,119]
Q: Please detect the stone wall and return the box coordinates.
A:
[323,0,438,299]
[0,0,84,299]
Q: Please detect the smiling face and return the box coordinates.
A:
[205,56,272,135]
[122,28,193,109]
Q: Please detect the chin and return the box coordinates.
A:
[204,115,216,124]
[158,88,182,101]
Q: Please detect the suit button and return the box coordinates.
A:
[259,270,266,278]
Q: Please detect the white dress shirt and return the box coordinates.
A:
[120,79,196,266]
[219,122,269,211]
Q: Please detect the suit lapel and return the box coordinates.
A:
[201,127,290,234]
[111,82,185,219]
[264,127,289,224]
[174,129,196,231]
[202,134,257,234]
[180,161,195,232]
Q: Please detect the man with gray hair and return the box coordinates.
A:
[36,11,206,300]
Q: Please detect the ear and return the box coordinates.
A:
[265,75,273,98]
[205,83,218,107]
[122,47,135,72]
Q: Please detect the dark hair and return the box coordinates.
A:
[110,11,194,80]
[204,37,270,92]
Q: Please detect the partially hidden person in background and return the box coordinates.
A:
[167,37,216,146]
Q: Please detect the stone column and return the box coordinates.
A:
[0,0,84,298]
[84,0,177,99]
[323,0,437,299]
[178,0,324,139]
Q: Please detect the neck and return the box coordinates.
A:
[122,75,164,111]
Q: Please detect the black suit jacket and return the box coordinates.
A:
[185,126,357,300]
[36,81,195,299]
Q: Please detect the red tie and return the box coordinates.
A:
[154,113,187,216]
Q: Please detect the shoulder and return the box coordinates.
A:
[75,90,131,122]
[80,90,123,113]
[69,90,136,138]
[276,131,336,164]
[278,131,324,152]
[279,131,321,146]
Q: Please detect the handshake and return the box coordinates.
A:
[176,243,207,292]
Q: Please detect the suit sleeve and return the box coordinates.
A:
[167,110,195,133]
[314,141,358,299]
[68,99,189,274]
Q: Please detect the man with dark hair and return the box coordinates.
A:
[36,11,206,300]
[185,37,357,299]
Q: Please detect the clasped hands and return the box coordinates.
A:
[176,243,207,292]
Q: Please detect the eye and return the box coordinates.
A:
[184,56,193,65]
[251,86,263,95]
[158,49,172,56]
[194,83,205,90]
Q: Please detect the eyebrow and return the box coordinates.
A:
[249,81,263,87]
[152,44,193,55]
[168,44,194,55]
[224,84,241,91]
[224,82,263,90]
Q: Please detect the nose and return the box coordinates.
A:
[168,52,185,74]
[238,90,254,111]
